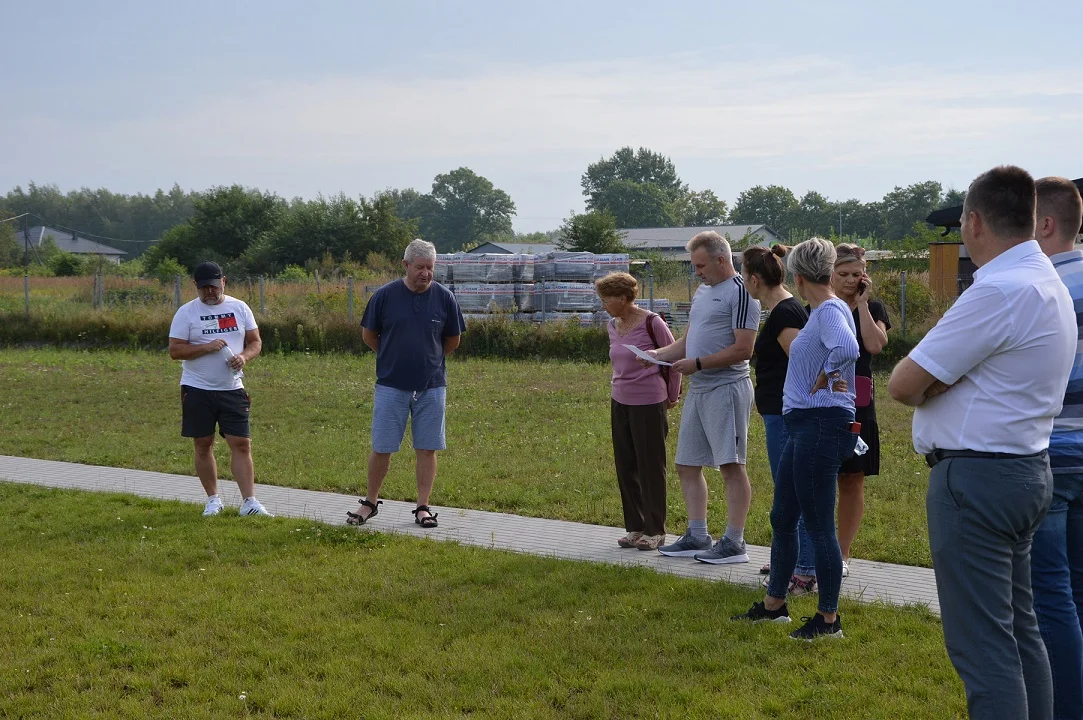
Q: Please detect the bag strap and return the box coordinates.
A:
[643,313,671,386]
[643,312,661,349]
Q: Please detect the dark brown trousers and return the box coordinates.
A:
[611,399,669,536]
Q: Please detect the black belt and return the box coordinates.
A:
[925,449,1047,469]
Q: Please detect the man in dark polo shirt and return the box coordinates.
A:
[345,239,466,529]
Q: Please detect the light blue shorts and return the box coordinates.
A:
[371,384,447,453]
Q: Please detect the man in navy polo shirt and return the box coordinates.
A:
[346,239,466,529]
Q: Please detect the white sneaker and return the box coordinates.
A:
[202,496,224,517]
[239,498,273,517]
[842,560,850,578]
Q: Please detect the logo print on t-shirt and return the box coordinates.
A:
[200,313,239,335]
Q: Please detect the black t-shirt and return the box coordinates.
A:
[753,296,808,415]
[854,300,891,378]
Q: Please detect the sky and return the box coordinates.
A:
[4,0,1082,233]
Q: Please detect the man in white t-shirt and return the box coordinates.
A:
[888,166,1075,719]
[168,261,272,517]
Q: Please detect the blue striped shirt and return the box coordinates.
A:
[1049,249,1083,474]
[782,297,859,413]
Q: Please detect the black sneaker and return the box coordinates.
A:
[730,601,791,623]
[789,613,844,641]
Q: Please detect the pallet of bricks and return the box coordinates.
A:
[434,252,631,325]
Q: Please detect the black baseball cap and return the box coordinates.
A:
[193,262,224,288]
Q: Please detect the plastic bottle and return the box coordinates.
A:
[222,345,245,380]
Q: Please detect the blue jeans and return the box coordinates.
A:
[763,414,816,577]
[1032,471,1083,720]
[768,407,853,614]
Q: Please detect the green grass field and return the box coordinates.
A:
[0,348,932,567]
[0,483,965,719]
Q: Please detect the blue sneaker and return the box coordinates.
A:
[657,530,713,557]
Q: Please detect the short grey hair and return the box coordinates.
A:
[787,237,836,285]
[403,238,437,264]
[686,231,732,265]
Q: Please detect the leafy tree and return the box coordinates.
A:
[879,181,944,243]
[833,198,883,241]
[557,210,625,253]
[0,219,19,267]
[142,186,284,276]
[941,188,966,207]
[592,179,679,229]
[0,182,198,258]
[423,168,516,251]
[582,147,687,215]
[361,191,417,262]
[673,190,728,226]
[786,190,834,238]
[729,185,798,235]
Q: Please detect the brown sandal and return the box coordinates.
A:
[346,499,381,525]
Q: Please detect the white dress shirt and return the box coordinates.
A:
[910,240,1075,455]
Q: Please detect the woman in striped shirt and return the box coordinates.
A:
[732,237,859,641]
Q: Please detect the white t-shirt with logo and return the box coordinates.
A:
[168,295,258,391]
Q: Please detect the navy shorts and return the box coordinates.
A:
[181,385,251,439]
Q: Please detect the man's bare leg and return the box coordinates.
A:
[193,436,218,496]
[224,434,255,498]
[415,449,437,522]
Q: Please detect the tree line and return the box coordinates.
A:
[0,148,964,277]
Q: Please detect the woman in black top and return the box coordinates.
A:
[742,245,817,595]
[830,244,890,575]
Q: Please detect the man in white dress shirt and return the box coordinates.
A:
[888,166,1076,719]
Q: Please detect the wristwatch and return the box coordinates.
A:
[695,358,702,371]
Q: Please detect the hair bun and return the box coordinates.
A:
[770,244,790,258]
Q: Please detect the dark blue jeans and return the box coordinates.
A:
[1032,471,1083,720]
[763,414,816,577]
[768,407,853,614]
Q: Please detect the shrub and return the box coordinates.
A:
[151,256,187,284]
[277,265,310,282]
[49,253,87,277]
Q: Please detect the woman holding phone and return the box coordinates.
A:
[830,244,890,575]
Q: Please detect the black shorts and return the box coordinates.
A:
[181,385,251,439]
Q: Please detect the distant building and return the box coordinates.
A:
[618,224,786,261]
[468,224,785,260]
[15,226,127,265]
[469,242,559,255]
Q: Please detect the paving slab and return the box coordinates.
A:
[0,454,940,614]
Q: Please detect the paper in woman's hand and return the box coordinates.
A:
[623,344,673,366]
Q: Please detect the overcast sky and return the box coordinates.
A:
[4,0,1081,232]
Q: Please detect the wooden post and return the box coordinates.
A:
[928,242,961,300]
[348,277,354,321]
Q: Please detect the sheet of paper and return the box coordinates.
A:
[623,344,673,366]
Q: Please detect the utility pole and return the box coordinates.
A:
[838,210,843,238]
[23,216,29,268]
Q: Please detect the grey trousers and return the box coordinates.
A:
[927,453,1054,720]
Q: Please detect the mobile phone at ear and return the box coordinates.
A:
[858,279,869,294]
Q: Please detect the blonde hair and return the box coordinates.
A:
[834,243,866,268]
[788,237,836,284]
[595,271,639,301]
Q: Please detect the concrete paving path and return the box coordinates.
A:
[0,454,940,614]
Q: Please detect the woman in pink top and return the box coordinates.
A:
[597,272,683,551]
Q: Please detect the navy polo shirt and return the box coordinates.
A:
[361,279,466,392]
